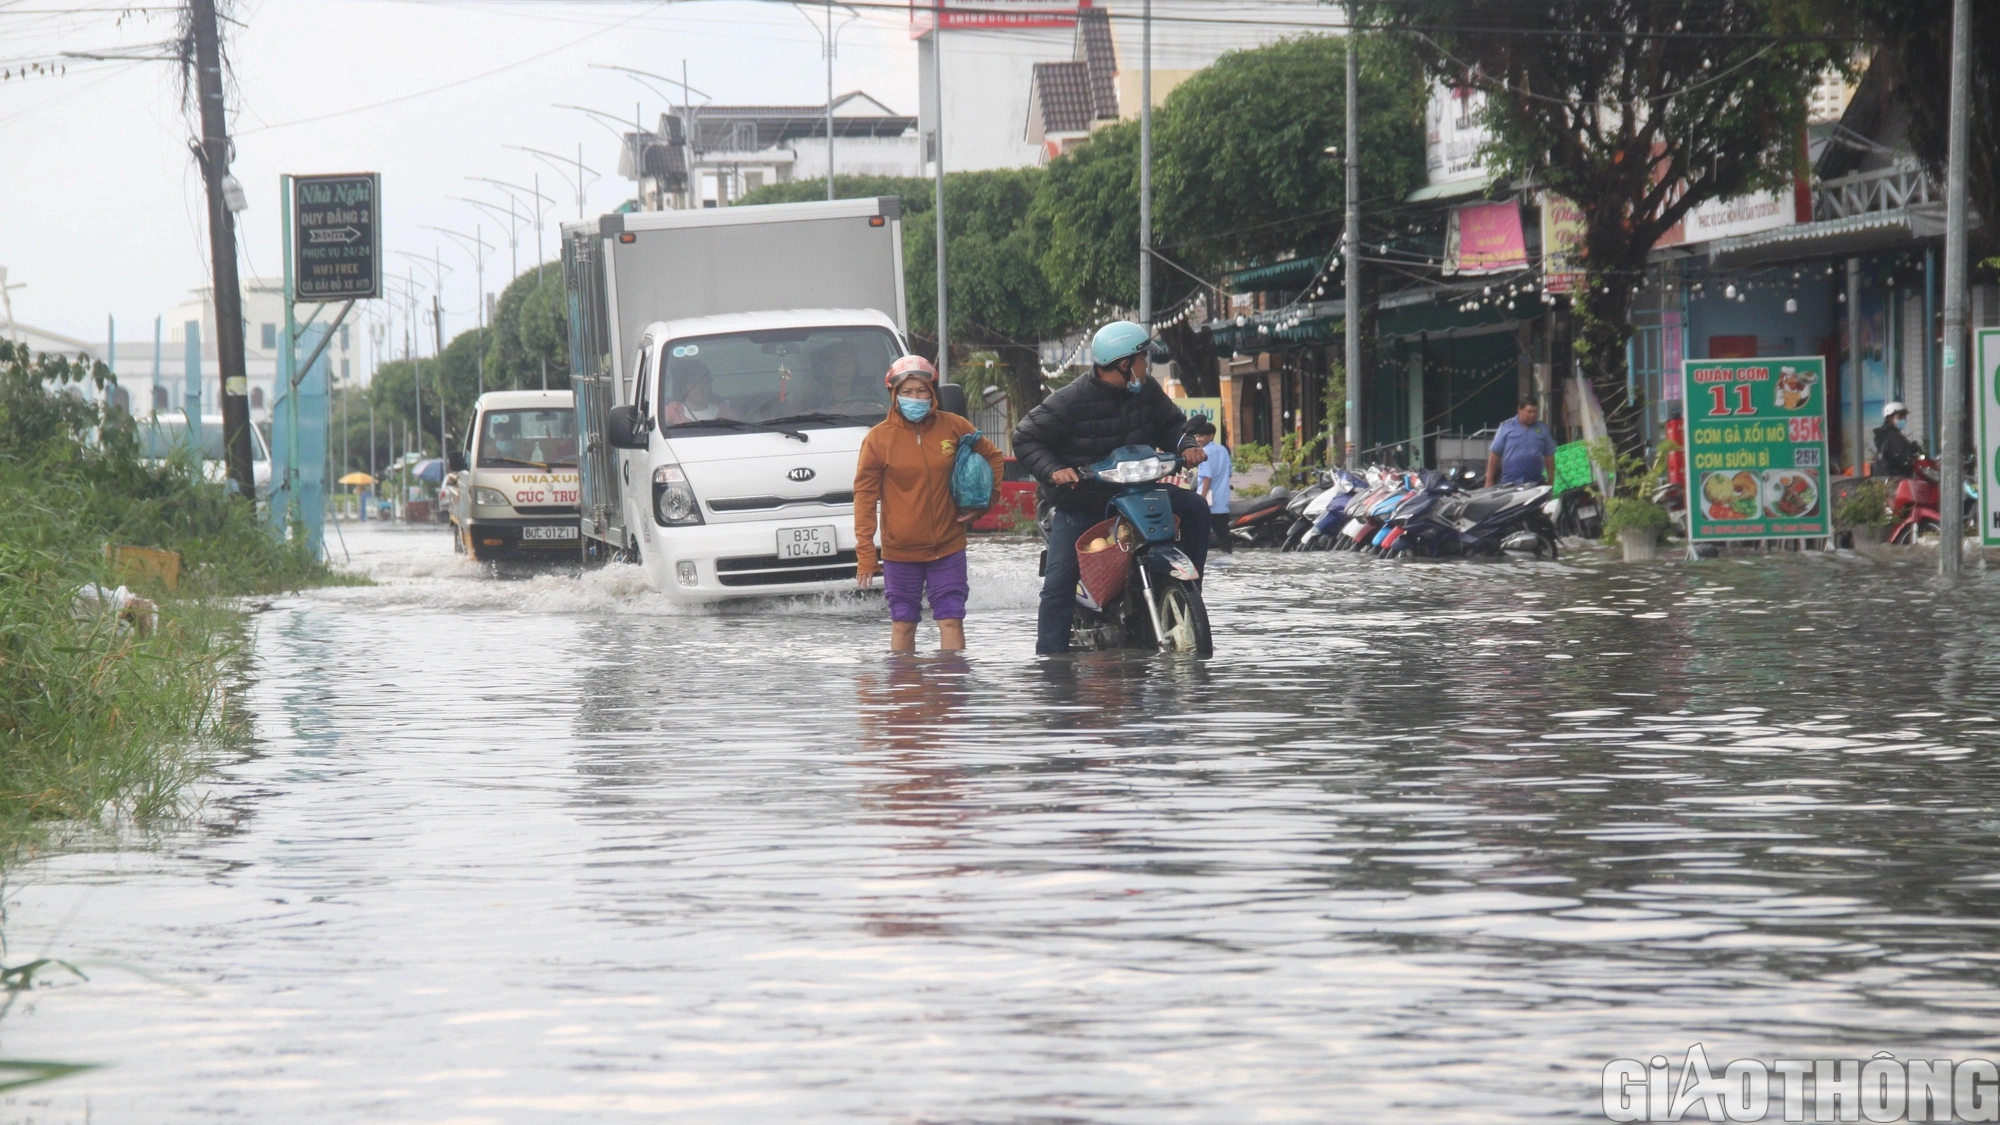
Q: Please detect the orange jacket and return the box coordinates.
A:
[853,406,1003,575]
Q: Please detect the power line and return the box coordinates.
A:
[235,1,666,135]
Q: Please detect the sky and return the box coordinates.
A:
[0,0,926,352]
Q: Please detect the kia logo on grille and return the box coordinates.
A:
[787,467,816,482]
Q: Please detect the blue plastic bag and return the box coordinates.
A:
[951,429,995,509]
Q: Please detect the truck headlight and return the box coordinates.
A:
[472,487,509,507]
[652,464,704,525]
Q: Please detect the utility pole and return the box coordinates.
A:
[826,0,836,201]
[188,0,255,498]
[1939,0,1971,574]
[1342,32,1362,466]
[1137,0,1152,327]
[431,256,448,461]
[931,25,948,382]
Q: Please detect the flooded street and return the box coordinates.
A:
[10,524,2000,1122]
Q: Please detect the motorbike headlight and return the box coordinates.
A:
[1097,457,1170,484]
[652,464,704,526]
[472,487,509,508]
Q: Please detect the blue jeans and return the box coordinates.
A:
[1036,485,1211,654]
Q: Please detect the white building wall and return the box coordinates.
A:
[109,278,360,425]
[917,1,1344,174]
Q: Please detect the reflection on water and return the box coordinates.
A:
[8,523,2000,1122]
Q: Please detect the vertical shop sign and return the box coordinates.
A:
[1976,329,2000,546]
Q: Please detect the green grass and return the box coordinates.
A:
[0,340,342,862]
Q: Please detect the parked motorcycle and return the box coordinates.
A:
[1394,483,1561,559]
[1888,454,1978,545]
[1226,486,1295,549]
[1287,471,1364,551]
[1067,445,1213,656]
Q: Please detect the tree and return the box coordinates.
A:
[1036,119,1143,320]
[1156,34,1428,276]
[485,263,568,392]
[1368,1,1846,464]
[906,168,1065,410]
[1839,1,1999,268]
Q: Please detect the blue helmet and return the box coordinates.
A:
[1091,320,1171,368]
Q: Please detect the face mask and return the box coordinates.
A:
[897,395,932,422]
[1894,416,1907,431]
[1125,375,1145,395]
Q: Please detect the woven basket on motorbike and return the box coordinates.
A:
[1074,517,1132,611]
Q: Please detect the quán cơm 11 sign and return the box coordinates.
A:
[1681,356,1832,542]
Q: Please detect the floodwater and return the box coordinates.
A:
[8,522,2000,1122]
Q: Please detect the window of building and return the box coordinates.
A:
[261,323,277,350]
[151,385,169,411]
[732,122,756,150]
[111,387,130,414]
[251,386,265,409]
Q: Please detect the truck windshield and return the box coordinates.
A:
[479,408,578,468]
[657,326,900,433]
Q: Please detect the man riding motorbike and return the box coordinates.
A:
[1012,321,1209,655]
[1872,401,1921,478]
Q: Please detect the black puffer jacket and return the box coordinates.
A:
[1012,373,1195,513]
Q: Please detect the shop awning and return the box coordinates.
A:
[1406,174,1498,203]
[1707,204,1951,267]
[1226,256,1329,292]
[1200,301,1344,352]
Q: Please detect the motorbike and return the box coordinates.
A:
[1888,454,1978,545]
[1553,486,1606,540]
[1066,445,1213,656]
[1393,483,1561,559]
[1226,486,1295,548]
[1289,471,1365,551]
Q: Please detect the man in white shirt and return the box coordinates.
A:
[1192,420,1233,554]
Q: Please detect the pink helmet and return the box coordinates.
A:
[883,354,938,390]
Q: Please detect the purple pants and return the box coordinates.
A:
[881,549,969,623]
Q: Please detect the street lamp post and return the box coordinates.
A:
[468,176,557,272]
[423,224,496,398]
[504,144,599,221]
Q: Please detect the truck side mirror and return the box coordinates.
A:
[448,450,467,474]
[607,405,649,450]
[937,382,968,419]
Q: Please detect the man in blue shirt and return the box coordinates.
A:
[1486,399,1557,487]
[1192,420,1234,553]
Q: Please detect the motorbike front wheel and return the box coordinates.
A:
[1154,578,1213,656]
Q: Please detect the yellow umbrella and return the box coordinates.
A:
[338,471,376,486]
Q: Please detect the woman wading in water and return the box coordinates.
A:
[852,356,1003,653]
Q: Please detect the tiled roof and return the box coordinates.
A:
[1033,61,1097,134]
[1076,7,1118,120]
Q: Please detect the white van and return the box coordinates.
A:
[447,389,581,562]
[136,412,271,496]
[604,309,904,599]
[566,197,924,603]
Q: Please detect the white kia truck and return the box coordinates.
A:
[565,197,962,602]
[447,389,582,562]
